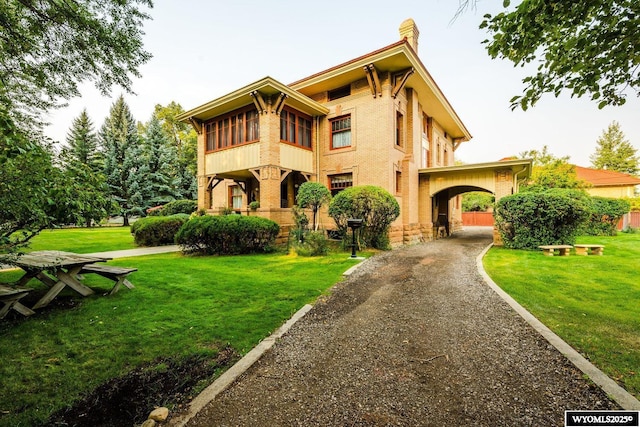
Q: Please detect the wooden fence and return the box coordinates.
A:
[462,211,639,229]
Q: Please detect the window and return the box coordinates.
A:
[331,115,351,149]
[396,171,402,193]
[396,111,404,146]
[205,106,259,152]
[329,173,352,196]
[328,85,350,101]
[229,185,243,209]
[280,108,312,148]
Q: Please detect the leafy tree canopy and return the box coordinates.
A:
[519,145,589,191]
[477,0,639,110]
[296,182,332,231]
[590,121,639,175]
[0,0,153,128]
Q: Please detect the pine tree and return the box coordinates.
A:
[590,121,639,176]
[101,96,149,226]
[142,115,180,206]
[61,109,102,172]
[58,110,110,227]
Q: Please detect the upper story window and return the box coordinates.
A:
[205,106,259,152]
[280,108,312,149]
[328,85,350,101]
[396,111,404,147]
[330,115,351,149]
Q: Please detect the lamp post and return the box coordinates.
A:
[347,218,363,258]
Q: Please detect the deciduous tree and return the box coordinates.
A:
[519,146,589,191]
[475,0,639,110]
[0,0,153,129]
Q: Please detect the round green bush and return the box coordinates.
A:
[131,214,190,247]
[175,215,280,255]
[494,189,591,249]
[328,185,400,249]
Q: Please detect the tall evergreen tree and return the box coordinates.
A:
[142,115,180,206]
[144,102,197,199]
[59,110,110,227]
[61,109,102,172]
[101,96,149,226]
[590,121,639,176]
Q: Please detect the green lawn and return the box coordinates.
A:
[483,232,640,400]
[0,247,364,426]
[25,226,136,253]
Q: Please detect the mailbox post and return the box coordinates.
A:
[347,218,364,258]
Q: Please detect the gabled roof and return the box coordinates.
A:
[290,39,472,142]
[177,76,329,123]
[575,166,640,187]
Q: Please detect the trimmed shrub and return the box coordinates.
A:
[494,189,591,249]
[175,215,280,255]
[131,214,190,247]
[581,197,630,236]
[148,199,197,217]
[292,231,329,256]
[328,185,400,250]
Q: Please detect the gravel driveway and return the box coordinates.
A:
[183,227,617,426]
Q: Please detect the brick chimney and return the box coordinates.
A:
[399,18,419,53]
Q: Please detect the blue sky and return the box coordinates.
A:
[45,0,640,168]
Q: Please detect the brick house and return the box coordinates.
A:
[178,19,531,244]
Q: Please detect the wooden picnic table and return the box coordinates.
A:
[0,251,111,310]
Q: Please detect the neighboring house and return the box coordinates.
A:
[178,19,531,244]
[575,166,640,198]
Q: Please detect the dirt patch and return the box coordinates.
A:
[47,346,238,427]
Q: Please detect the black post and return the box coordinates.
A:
[347,218,363,259]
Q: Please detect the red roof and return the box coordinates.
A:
[575,166,640,187]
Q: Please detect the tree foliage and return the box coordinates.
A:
[0,0,153,128]
[462,191,494,212]
[494,189,592,249]
[590,121,639,175]
[328,186,400,249]
[142,115,180,206]
[101,96,149,226]
[519,145,589,191]
[479,0,640,110]
[296,182,332,231]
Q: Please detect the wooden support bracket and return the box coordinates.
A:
[392,68,415,98]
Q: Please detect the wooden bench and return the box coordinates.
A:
[574,244,605,256]
[0,285,35,319]
[538,245,573,256]
[79,265,137,295]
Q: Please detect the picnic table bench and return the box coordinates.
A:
[0,251,111,309]
[574,244,605,256]
[0,284,35,319]
[79,265,137,295]
[538,245,573,256]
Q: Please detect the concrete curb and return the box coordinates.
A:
[477,244,640,410]
[169,304,314,427]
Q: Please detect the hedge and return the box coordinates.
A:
[581,197,630,236]
[131,214,191,247]
[148,200,197,216]
[494,189,591,249]
[175,215,280,255]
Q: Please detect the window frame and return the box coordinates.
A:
[280,107,312,150]
[204,106,260,153]
[328,173,353,196]
[330,115,352,150]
